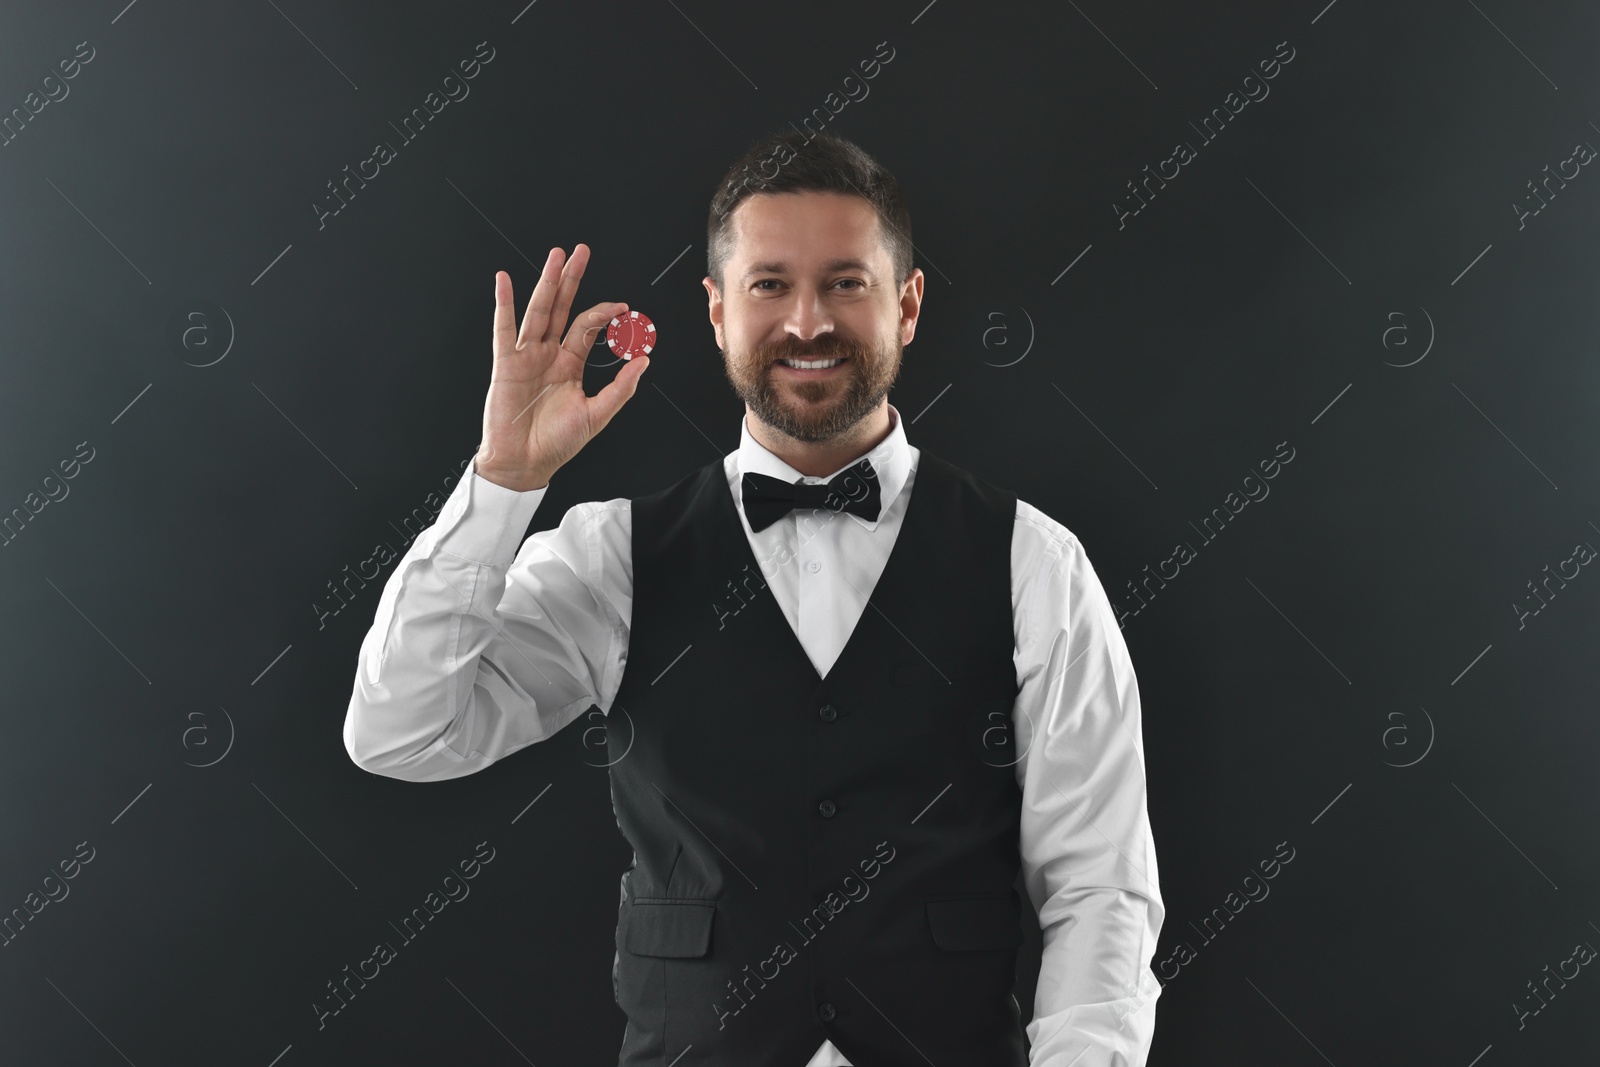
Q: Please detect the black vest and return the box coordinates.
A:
[608,449,1029,1066]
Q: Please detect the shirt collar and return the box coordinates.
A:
[734,403,912,532]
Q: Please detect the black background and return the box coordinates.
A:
[1,0,1596,1063]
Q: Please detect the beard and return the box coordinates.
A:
[722,329,902,444]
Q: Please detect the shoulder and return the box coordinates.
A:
[634,457,726,506]
[1009,497,1132,641]
[911,449,1080,563]
[627,458,728,538]
[1013,497,1082,570]
[914,449,1011,500]
[910,449,1020,540]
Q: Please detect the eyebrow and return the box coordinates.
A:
[739,258,877,284]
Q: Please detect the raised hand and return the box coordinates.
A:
[474,244,650,491]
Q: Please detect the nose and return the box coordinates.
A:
[783,287,834,345]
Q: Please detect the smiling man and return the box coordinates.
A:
[344,129,1164,1067]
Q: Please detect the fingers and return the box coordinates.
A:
[517,247,565,348]
[561,300,629,360]
[542,243,590,345]
[492,271,517,357]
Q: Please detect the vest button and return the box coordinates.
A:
[818,1001,837,1021]
[817,799,837,818]
[818,704,838,722]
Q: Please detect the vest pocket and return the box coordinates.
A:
[620,898,717,958]
[925,893,1024,951]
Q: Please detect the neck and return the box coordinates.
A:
[746,402,893,478]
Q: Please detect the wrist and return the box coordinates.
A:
[472,457,551,493]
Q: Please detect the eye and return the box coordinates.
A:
[834,279,864,291]
[752,279,781,292]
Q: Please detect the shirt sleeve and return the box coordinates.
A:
[1011,503,1165,1066]
[342,458,630,782]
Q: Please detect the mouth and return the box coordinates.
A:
[774,356,849,378]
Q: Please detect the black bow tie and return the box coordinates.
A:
[741,458,883,533]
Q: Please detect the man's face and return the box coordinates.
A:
[705,191,923,444]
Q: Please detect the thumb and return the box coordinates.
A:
[586,355,649,432]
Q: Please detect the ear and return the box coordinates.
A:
[703,275,725,350]
[898,267,925,347]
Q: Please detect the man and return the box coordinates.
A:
[344,129,1164,1066]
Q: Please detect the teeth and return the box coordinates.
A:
[780,358,844,369]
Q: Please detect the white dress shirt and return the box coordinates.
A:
[344,402,1165,1066]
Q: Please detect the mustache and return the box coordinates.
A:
[758,335,868,363]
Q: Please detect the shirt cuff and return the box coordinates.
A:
[431,457,548,565]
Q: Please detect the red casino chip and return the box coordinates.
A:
[606,310,656,361]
